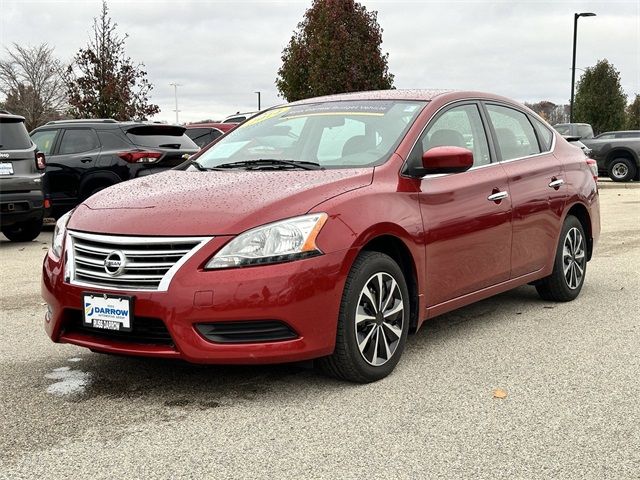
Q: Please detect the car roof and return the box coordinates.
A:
[287,89,524,106]
[32,120,183,131]
[186,122,235,131]
[0,111,26,122]
[600,130,640,135]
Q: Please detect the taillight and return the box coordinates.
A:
[586,158,598,183]
[118,150,163,163]
[35,152,46,170]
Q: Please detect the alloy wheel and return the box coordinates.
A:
[355,272,404,366]
[612,162,629,179]
[563,227,586,290]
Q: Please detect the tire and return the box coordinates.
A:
[535,215,587,302]
[2,216,44,242]
[317,251,410,383]
[607,157,636,182]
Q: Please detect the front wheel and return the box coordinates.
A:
[2,216,44,242]
[607,157,636,182]
[317,251,410,383]
[535,215,587,302]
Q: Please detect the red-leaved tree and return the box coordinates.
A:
[276,0,394,102]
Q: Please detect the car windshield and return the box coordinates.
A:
[195,100,426,169]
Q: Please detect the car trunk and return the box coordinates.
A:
[122,125,199,171]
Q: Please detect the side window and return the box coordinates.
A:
[531,117,554,151]
[316,118,367,162]
[97,130,127,149]
[186,128,212,148]
[59,129,100,155]
[409,104,491,169]
[486,104,541,161]
[31,130,58,155]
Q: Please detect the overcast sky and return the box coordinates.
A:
[1,0,638,123]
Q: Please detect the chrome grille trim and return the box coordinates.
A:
[65,230,212,292]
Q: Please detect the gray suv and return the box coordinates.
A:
[0,111,47,242]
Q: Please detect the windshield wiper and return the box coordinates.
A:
[216,159,323,170]
[186,160,223,171]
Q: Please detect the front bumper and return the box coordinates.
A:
[42,239,352,364]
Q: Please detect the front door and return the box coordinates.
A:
[410,103,513,307]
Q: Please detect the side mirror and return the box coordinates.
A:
[421,146,474,174]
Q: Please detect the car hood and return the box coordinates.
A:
[69,169,373,236]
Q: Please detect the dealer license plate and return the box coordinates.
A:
[0,162,14,175]
[82,293,133,332]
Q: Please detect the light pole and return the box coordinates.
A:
[169,82,183,124]
[254,91,261,111]
[570,12,596,122]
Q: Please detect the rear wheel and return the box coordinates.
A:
[607,157,636,182]
[317,251,409,383]
[535,215,587,302]
[2,216,44,242]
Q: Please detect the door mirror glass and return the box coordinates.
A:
[421,146,474,173]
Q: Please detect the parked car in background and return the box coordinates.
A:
[581,134,640,182]
[553,123,594,139]
[185,122,236,148]
[564,137,592,157]
[222,112,257,123]
[43,90,600,383]
[0,111,48,241]
[30,119,199,218]
[594,130,640,140]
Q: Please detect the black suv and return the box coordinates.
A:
[0,111,47,242]
[30,119,199,218]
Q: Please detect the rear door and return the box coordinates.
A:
[483,103,567,278]
[412,102,513,307]
[123,125,199,174]
[45,128,102,210]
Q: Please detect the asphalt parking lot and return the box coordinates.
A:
[1,185,639,479]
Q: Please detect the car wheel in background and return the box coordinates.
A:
[1,216,44,242]
[607,157,636,182]
[318,251,409,383]
[535,215,587,302]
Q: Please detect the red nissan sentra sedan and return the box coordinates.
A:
[42,90,600,382]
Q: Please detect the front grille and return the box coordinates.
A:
[68,231,211,291]
[195,321,298,344]
[63,309,174,345]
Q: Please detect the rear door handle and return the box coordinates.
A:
[80,158,92,163]
[548,178,564,188]
[487,191,509,202]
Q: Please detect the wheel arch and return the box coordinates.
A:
[563,202,593,261]
[78,171,121,199]
[358,233,421,333]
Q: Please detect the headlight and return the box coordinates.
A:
[52,210,73,258]
[205,213,328,269]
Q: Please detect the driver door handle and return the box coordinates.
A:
[549,178,564,188]
[80,157,92,163]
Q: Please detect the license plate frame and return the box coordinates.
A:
[82,292,134,332]
[0,162,14,175]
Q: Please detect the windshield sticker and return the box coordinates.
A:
[204,141,251,159]
[282,101,394,119]
[241,107,291,128]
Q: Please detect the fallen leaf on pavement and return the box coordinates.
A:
[493,388,508,399]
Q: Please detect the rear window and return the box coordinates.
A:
[125,126,198,149]
[0,120,31,150]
